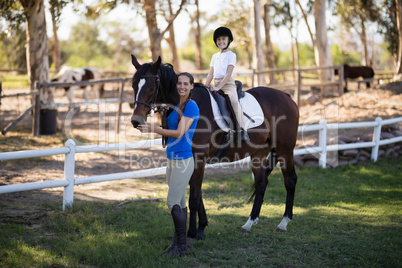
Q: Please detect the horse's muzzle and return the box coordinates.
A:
[131,115,146,128]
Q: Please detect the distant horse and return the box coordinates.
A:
[130,55,299,239]
[50,66,104,104]
[337,64,375,90]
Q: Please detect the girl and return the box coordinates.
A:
[137,72,199,256]
[205,26,249,141]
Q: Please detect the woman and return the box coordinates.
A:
[137,72,199,256]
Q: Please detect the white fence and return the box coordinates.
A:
[0,116,401,210]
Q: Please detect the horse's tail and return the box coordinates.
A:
[248,149,277,202]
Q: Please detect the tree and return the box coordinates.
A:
[103,21,147,70]
[220,0,253,69]
[253,0,266,86]
[395,0,402,75]
[377,0,399,70]
[85,0,186,63]
[263,3,276,84]
[0,24,27,70]
[144,0,187,61]
[270,1,299,79]
[164,0,180,69]
[335,0,379,66]
[1,0,50,99]
[314,0,336,96]
[49,0,67,73]
[187,0,203,70]
[62,22,109,67]
[21,0,51,103]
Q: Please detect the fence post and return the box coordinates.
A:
[294,69,301,107]
[318,119,327,168]
[116,80,125,134]
[33,82,41,136]
[339,65,344,96]
[63,139,76,210]
[371,117,382,162]
[252,69,256,87]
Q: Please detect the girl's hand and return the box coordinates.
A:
[210,86,218,92]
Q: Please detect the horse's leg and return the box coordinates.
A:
[196,196,208,239]
[275,152,298,232]
[188,161,207,239]
[240,148,275,233]
[66,87,74,110]
[93,84,100,99]
[83,86,89,102]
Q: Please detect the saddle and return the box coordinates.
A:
[197,80,245,131]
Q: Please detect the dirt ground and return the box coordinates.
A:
[0,80,401,222]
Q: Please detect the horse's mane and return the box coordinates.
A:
[159,63,178,96]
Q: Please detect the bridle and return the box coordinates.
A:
[134,73,169,147]
[134,74,164,114]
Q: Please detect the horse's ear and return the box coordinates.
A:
[131,54,141,70]
[152,56,162,72]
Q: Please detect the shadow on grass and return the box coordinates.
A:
[0,156,401,267]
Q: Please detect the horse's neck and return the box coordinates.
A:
[163,86,179,105]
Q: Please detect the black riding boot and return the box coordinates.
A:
[240,127,250,141]
[169,205,189,256]
[163,207,188,254]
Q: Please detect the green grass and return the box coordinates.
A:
[0,74,30,89]
[0,157,401,267]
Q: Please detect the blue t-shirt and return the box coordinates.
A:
[166,100,199,160]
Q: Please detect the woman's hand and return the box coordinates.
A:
[137,123,154,133]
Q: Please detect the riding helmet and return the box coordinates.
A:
[213,26,233,48]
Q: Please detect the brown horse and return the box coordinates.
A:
[130,55,299,239]
[338,64,375,90]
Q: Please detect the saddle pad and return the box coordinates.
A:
[208,90,264,132]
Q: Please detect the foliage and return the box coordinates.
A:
[0,24,26,70]
[376,0,398,57]
[219,0,252,66]
[0,0,25,27]
[0,156,400,267]
[181,29,221,69]
[331,44,361,65]
[49,0,69,23]
[298,43,315,66]
[59,20,146,70]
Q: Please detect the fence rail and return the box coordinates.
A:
[1,116,401,210]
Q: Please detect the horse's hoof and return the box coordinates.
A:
[186,237,193,247]
[239,227,251,233]
[194,230,205,240]
[275,227,286,232]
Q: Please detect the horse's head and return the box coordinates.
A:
[130,54,162,128]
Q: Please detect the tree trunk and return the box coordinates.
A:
[253,0,265,86]
[263,4,276,84]
[395,0,402,75]
[295,0,315,48]
[360,18,368,66]
[167,0,179,69]
[20,0,50,99]
[145,0,162,61]
[144,0,186,62]
[314,0,336,96]
[194,0,203,70]
[49,2,61,73]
